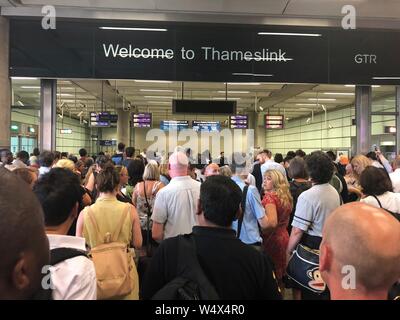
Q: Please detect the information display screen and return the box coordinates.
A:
[98,140,117,146]
[90,112,110,127]
[160,120,189,131]
[229,115,248,129]
[132,113,152,128]
[265,115,284,129]
[192,121,221,132]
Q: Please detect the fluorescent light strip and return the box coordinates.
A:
[373,77,400,80]
[134,80,173,83]
[345,84,381,88]
[21,86,40,89]
[232,73,273,77]
[57,93,73,96]
[217,91,250,94]
[296,103,316,106]
[323,92,354,96]
[258,32,322,37]
[308,98,336,101]
[140,89,174,92]
[99,27,167,32]
[144,96,174,99]
[11,77,38,80]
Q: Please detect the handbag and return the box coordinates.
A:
[286,244,327,294]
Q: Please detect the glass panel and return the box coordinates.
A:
[372,85,395,113]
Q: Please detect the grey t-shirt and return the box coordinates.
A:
[152,176,201,240]
[291,183,340,237]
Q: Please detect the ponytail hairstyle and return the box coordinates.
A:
[96,164,119,193]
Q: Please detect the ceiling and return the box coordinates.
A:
[11,78,396,125]
[2,0,400,28]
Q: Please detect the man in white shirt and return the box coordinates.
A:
[260,150,287,179]
[38,151,55,177]
[152,151,201,241]
[390,156,400,193]
[6,150,29,171]
[33,168,97,300]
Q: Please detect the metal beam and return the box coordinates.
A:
[40,79,56,151]
[355,86,371,155]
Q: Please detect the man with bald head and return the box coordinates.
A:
[152,151,201,241]
[204,163,220,178]
[320,202,400,300]
[0,168,50,299]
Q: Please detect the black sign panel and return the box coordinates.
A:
[9,19,400,84]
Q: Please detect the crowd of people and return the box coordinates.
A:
[0,143,399,300]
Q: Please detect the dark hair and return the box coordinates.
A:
[286,151,296,158]
[295,149,306,158]
[127,159,145,186]
[125,147,135,158]
[0,168,46,276]
[360,166,393,196]
[95,155,110,169]
[326,150,336,162]
[274,153,283,164]
[118,142,126,152]
[33,168,83,227]
[79,148,87,157]
[32,148,40,157]
[98,151,105,156]
[288,156,308,179]
[200,175,242,227]
[305,151,334,184]
[96,165,119,193]
[61,152,68,159]
[365,151,378,161]
[16,150,29,163]
[53,151,61,161]
[68,155,78,164]
[13,168,36,186]
[39,151,55,168]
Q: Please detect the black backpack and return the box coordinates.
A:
[152,235,219,300]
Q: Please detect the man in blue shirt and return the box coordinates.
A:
[229,153,269,249]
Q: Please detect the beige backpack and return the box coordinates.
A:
[87,205,133,300]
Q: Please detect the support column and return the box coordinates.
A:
[0,17,10,150]
[396,87,400,155]
[355,86,372,155]
[117,109,130,147]
[40,79,57,151]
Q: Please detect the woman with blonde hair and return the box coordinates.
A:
[132,161,165,256]
[347,155,372,200]
[262,169,293,291]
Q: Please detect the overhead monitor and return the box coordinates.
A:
[229,115,248,129]
[160,120,189,131]
[192,121,221,132]
[90,112,110,127]
[265,115,284,129]
[99,140,117,146]
[132,113,152,128]
[173,99,237,114]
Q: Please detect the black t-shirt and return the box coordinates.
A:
[142,226,282,300]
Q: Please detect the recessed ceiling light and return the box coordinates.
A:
[323,92,354,96]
